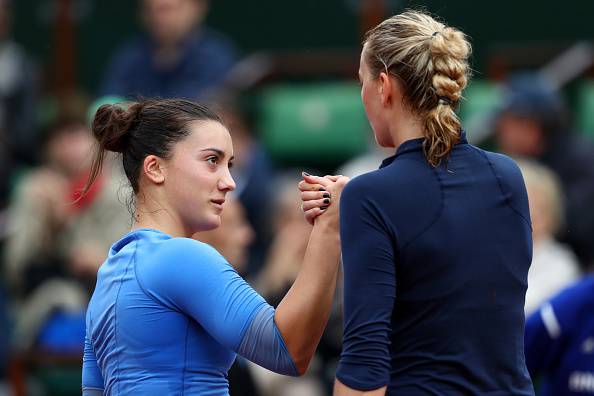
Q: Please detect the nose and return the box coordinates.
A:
[218,168,236,192]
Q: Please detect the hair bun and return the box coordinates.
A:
[91,103,141,153]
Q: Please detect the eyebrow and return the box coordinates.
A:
[200,148,234,161]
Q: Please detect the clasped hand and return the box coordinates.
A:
[298,172,350,226]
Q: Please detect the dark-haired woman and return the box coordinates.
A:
[81,99,348,395]
[302,11,535,396]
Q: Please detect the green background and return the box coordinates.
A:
[11,0,594,95]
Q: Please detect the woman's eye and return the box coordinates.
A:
[228,162,234,169]
[207,156,218,165]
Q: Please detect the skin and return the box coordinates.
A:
[134,120,236,237]
[302,43,432,395]
[142,0,207,67]
[358,43,425,149]
[47,124,95,177]
[133,119,349,375]
[143,0,205,47]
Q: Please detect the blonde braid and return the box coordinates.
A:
[363,10,472,166]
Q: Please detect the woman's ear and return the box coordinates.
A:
[143,155,165,185]
[378,71,394,107]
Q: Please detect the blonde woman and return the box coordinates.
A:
[302,11,534,396]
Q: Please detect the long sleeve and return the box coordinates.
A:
[336,177,397,390]
[138,238,297,375]
[82,334,104,395]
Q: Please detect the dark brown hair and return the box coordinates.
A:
[84,98,222,197]
[364,10,471,166]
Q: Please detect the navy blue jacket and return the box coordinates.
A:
[100,28,237,100]
[337,133,535,395]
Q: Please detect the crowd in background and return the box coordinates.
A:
[0,0,593,395]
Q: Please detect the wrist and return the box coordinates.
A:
[313,215,340,233]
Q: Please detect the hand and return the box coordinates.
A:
[299,173,349,226]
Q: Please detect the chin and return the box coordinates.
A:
[192,216,222,233]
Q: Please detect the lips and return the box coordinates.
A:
[211,198,225,205]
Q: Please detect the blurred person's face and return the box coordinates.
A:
[359,45,393,148]
[143,0,206,46]
[154,120,236,233]
[496,114,545,157]
[47,124,95,177]
[193,198,254,272]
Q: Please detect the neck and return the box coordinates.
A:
[387,108,425,150]
[133,193,188,238]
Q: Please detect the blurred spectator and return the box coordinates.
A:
[495,73,594,268]
[218,103,276,279]
[0,0,38,208]
[3,118,129,351]
[4,119,93,297]
[250,173,329,396]
[518,159,581,315]
[100,0,237,100]
[525,275,594,396]
[193,197,259,396]
[255,174,311,305]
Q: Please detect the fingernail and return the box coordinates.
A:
[323,198,330,204]
[320,206,328,210]
[302,171,310,176]
[319,188,326,191]
[323,193,330,198]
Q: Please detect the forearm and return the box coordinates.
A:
[334,379,386,396]
[274,217,341,374]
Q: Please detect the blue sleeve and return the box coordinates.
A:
[524,280,584,377]
[336,177,396,390]
[140,238,298,375]
[237,304,298,375]
[82,333,104,394]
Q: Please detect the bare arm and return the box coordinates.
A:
[274,174,348,375]
[334,379,387,396]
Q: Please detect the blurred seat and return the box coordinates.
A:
[258,82,370,168]
[577,79,594,139]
